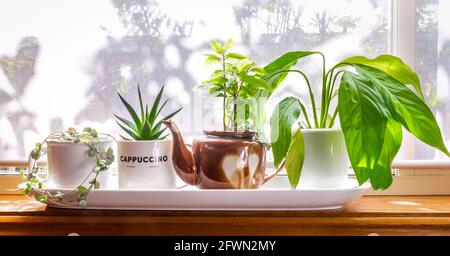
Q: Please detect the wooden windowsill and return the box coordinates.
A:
[1,195,450,236]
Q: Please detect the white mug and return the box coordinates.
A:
[117,139,176,189]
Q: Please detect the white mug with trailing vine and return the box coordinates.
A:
[117,140,177,189]
[47,138,114,189]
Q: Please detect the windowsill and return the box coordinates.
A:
[1,194,450,235]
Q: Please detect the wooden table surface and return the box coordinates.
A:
[1,195,450,236]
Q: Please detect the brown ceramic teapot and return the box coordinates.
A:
[163,120,278,189]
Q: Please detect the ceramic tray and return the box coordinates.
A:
[39,177,370,211]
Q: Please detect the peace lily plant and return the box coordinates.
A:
[265,52,450,190]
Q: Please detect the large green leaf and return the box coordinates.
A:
[263,51,318,94]
[270,97,302,168]
[285,129,305,188]
[369,119,403,190]
[356,65,449,156]
[341,55,424,99]
[338,72,390,185]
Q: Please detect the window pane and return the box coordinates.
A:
[415,0,450,160]
[0,0,388,159]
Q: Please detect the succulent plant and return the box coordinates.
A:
[115,85,182,141]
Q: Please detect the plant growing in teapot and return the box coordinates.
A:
[115,85,182,189]
[200,39,270,136]
[265,52,450,190]
[163,39,284,189]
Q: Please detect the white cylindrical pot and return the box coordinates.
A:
[299,128,349,189]
[47,139,114,189]
[117,140,176,189]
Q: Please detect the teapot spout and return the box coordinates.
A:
[163,120,198,186]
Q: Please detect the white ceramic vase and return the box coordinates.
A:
[117,140,176,189]
[47,139,114,189]
[299,128,349,189]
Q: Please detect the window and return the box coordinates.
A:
[0,0,447,164]
[414,0,450,160]
[0,0,389,160]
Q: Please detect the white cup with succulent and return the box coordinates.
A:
[115,85,182,189]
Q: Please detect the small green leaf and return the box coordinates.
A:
[77,186,89,193]
[205,54,222,65]
[210,40,224,54]
[223,38,234,51]
[226,52,246,60]
[285,129,305,188]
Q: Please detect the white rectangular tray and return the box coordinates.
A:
[41,177,370,211]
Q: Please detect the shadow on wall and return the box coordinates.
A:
[75,0,197,131]
[76,0,384,132]
[0,37,39,158]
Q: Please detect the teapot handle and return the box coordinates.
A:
[262,159,286,185]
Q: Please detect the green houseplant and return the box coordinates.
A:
[265,52,450,190]
[115,85,182,189]
[200,39,271,138]
[24,127,115,207]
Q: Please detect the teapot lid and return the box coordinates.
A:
[203,130,256,139]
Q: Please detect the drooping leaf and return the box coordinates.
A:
[263,51,319,93]
[270,97,302,167]
[341,55,424,99]
[285,129,305,188]
[338,72,389,185]
[355,65,449,156]
[369,119,403,190]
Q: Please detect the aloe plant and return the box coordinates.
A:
[115,85,182,141]
[266,52,450,190]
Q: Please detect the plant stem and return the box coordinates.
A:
[266,70,318,127]
[221,53,227,131]
[329,107,339,128]
[318,52,327,128]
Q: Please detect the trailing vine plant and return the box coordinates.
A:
[22,127,115,207]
